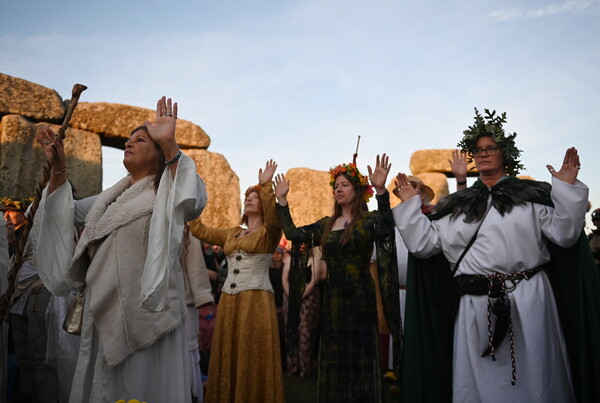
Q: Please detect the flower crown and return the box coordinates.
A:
[329,163,374,202]
[0,196,34,212]
[457,108,524,176]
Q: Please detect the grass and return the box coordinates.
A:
[283,373,401,402]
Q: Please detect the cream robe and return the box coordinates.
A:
[393,177,588,403]
[32,154,207,403]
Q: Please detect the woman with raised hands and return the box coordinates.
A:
[274,154,401,402]
[32,96,207,403]
[189,160,284,403]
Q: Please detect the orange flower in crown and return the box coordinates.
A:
[329,162,374,203]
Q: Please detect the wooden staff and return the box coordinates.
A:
[0,83,87,321]
[352,135,361,164]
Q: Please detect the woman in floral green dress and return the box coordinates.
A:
[274,154,400,402]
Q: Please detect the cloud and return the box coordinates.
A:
[490,0,599,21]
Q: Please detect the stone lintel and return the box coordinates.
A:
[0,73,65,122]
[71,102,211,149]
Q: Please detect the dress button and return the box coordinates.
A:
[233,269,240,275]
[231,283,236,289]
[236,255,242,261]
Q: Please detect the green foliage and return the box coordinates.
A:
[457,108,524,176]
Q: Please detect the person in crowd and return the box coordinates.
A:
[393,108,600,402]
[274,154,401,402]
[7,205,61,402]
[2,202,28,257]
[212,244,228,301]
[588,208,600,270]
[269,245,286,370]
[1,198,32,402]
[1,214,10,401]
[201,242,220,298]
[392,176,435,301]
[189,160,284,403]
[32,96,207,403]
[282,245,321,377]
[198,297,217,381]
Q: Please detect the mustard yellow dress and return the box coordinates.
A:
[189,182,284,403]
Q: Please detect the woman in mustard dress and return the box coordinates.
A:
[189,160,284,403]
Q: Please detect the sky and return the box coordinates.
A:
[1,0,599,229]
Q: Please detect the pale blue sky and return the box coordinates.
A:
[2,0,599,227]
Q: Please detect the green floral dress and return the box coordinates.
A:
[277,192,398,402]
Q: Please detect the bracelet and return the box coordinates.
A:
[52,167,67,177]
[456,180,467,186]
[165,150,182,166]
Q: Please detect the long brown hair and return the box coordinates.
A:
[129,125,166,190]
[320,172,368,247]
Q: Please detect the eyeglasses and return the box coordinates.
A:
[472,145,501,158]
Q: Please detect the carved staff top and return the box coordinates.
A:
[58,84,87,139]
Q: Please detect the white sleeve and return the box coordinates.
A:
[186,235,214,307]
[392,195,443,258]
[140,154,208,311]
[31,183,76,296]
[538,177,589,248]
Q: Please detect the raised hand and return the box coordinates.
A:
[36,125,67,193]
[546,147,580,185]
[449,149,467,180]
[258,159,278,185]
[367,153,392,195]
[394,173,419,202]
[144,96,178,152]
[36,125,65,170]
[274,173,290,205]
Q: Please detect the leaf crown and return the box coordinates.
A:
[457,108,524,176]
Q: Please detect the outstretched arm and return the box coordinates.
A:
[36,126,66,195]
[258,160,281,241]
[540,147,588,247]
[274,173,290,206]
[274,173,323,243]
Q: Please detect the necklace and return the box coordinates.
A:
[342,215,352,229]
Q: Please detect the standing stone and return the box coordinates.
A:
[284,168,334,227]
[0,115,101,199]
[184,149,241,229]
[46,124,102,199]
[410,149,477,176]
[0,73,65,122]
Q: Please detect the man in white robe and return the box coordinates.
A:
[393,108,600,402]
